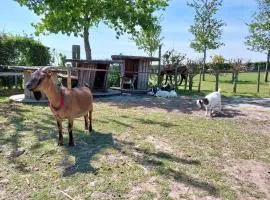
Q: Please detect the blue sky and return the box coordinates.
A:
[0,0,266,62]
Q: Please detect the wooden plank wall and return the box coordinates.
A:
[77,63,96,89]
[137,59,149,90]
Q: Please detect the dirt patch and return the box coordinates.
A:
[145,136,173,153]
[125,177,161,200]
[96,95,270,120]
[222,159,270,200]
[168,180,221,200]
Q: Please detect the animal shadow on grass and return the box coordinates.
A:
[114,138,220,197]
[210,108,247,118]
[62,130,114,177]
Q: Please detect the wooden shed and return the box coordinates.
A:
[66,59,122,92]
[111,55,159,91]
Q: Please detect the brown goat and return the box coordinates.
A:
[26,66,93,146]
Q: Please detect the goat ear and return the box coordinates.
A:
[202,98,209,105]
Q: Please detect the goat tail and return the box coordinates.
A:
[218,88,221,93]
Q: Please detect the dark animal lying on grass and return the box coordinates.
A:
[26,66,93,146]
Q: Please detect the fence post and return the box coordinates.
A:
[72,45,80,68]
[157,44,162,87]
[233,71,238,93]
[67,64,72,89]
[189,75,193,91]
[215,72,219,91]
[257,65,261,93]
[15,75,18,89]
[198,69,202,92]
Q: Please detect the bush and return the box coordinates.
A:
[0,33,53,89]
[0,32,52,66]
[108,64,120,87]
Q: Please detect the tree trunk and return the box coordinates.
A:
[184,75,188,91]
[265,50,270,82]
[202,48,207,81]
[215,73,219,91]
[83,27,92,60]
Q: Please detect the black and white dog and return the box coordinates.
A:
[197,89,222,117]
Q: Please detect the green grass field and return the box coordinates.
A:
[0,91,269,199]
[150,72,270,98]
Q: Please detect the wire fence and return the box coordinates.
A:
[0,65,269,97]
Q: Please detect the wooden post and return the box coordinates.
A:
[233,71,238,93]
[24,70,32,99]
[215,72,219,91]
[265,50,270,82]
[198,69,202,92]
[67,64,72,89]
[72,45,80,68]
[189,75,193,91]
[157,44,162,87]
[15,75,18,89]
[174,66,178,92]
[257,65,261,93]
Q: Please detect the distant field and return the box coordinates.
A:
[150,72,270,98]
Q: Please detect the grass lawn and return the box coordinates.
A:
[0,91,270,199]
[150,72,270,98]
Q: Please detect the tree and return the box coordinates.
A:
[229,58,248,93]
[16,0,169,60]
[132,24,163,57]
[245,0,270,82]
[209,55,227,91]
[187,0,225,81]
[186,59,202,91]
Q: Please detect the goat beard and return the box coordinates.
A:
[33,91,42,101]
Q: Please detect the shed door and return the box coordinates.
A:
[137,59,149,90]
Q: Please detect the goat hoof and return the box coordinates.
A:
[58,142,64,146]
[69,142,75,146]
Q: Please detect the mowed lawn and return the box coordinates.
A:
[0,92,270,200]
[150,72,270,98]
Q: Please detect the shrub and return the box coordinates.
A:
[0,32,52,66]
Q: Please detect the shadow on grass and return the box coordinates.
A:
[114,138,220,197]
[120,115,179,128]
[1,101,221,197]
[62,130,114,176]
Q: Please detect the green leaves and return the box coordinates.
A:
[132,23,163,57]
[15,0,169,40]
[187,0,225,53]
[0,32,52,66]
[15,0,169,59]
[245,0,270,53]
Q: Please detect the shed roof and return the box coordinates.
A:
[111,55,160,62]
[65,59,123,64]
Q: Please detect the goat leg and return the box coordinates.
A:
[68,119,74,146]
[89,110,92,133]
[84,114,89,130]
[56,118,63,146]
